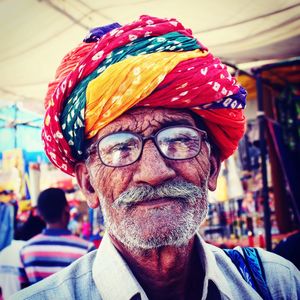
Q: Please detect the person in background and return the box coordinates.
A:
[13,15,300,300]
[19,188,95,286]
[273,231,300,270]
[14,209,46,241]
[0,210,45,299]
[67,207,81,236]
[0,191,16,251]
[81,214,91,240]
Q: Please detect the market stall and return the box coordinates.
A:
[201,58,300,250]
[254,57,300,250]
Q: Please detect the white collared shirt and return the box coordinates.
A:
[11,232,300,300]
[92,233,300,300]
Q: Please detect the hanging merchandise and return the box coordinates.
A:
[266,117,300,230]
[276,88,300,154]
[226,155,244,200]
[238,121,261,173]
[2,149,24,172]
[211,163,228,202]
[0,201,14,250]
[28,163,41,207]
[0,168,21,196]
[253,58,300,250]
[1,149,24,198]
[203,59,300,250]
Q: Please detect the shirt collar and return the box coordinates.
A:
[196,235,232,300]
[92,233,148,300]
[92,233,232,300]
[42,228,72,236]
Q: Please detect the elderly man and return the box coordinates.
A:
[13,15,299,300]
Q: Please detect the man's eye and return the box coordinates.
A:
[169,137,191,143]
[110,143,132,152]
[168,135,195,143]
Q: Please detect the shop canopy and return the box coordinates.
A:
[0,104,44,153]
[236,57,300,100]
[0,0,299,113]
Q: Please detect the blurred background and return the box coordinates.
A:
[0,0,299,256]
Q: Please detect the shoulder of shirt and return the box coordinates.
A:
[234,246,298,270]
[206,242,293,265]
[10,249,98,300]
[205,242,299,275]
[19,234,44,250]
[209,243,300,281]
[62,234,94,245]
[204,242,300,298]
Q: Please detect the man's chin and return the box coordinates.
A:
[112,228,195,250]
[108,215,199,250]
[103,198,207,250]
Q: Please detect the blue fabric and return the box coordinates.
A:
[224,248,256,289]
[42,228,72,236]
[0,203,14,250]
[242,247,273,300]
[224,247,273,300]
[84,23,122,43]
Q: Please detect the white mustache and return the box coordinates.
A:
[112,180,206,208]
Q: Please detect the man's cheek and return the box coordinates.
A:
[111,167,136,199]
[172,161,202,185]
[92,166,115,192]
[194,156,210,175]
[90,166,111,201]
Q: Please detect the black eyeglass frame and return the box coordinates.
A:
[94,125,208,168]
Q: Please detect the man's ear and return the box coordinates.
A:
[208,151,221,191]
[75,162,100,209]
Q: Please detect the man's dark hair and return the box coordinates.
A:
[37,188,67,223]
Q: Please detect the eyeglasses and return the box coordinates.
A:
[95,125,207,167]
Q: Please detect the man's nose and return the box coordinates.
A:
[132,141,176,186]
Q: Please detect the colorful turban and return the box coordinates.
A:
[42,15,247,176]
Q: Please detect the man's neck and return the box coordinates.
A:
[110,235,203,300]
[46,222,67,230]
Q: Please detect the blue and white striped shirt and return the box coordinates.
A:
[20,228,95,285]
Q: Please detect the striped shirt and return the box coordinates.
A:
[20,228,95,285]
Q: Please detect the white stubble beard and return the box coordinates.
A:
[98,179,209,251]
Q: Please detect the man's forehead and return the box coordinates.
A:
[96,107,196,137]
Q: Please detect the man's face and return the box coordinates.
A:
[81,107,219,250]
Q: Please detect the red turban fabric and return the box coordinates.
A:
[42,15,246,176]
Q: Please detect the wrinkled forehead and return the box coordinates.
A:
[93,107,199,139]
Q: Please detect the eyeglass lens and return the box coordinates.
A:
[157,127,200,159]
[98,126,201,167]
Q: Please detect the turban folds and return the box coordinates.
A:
[42,15,247,176]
